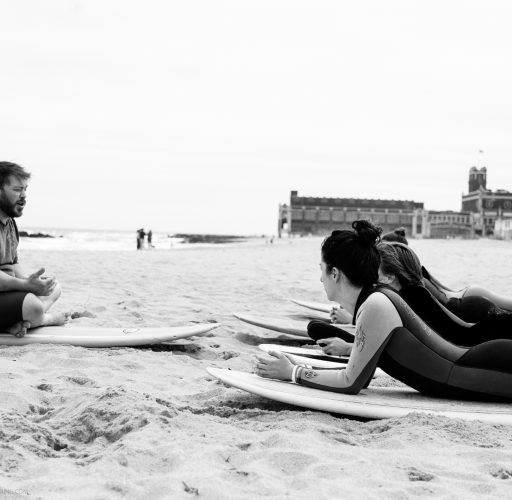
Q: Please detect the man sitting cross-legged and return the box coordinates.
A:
[0,161,70,337]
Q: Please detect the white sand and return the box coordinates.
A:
[1,238,512,499]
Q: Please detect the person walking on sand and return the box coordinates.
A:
[0,162,70,337]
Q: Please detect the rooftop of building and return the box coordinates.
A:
[290,191,424,209]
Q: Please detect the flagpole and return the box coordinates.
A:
[477,149,484,168]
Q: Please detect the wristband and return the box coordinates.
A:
[291,365,299,384]
[292,366,304,384]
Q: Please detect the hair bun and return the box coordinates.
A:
[352,219,382,246]
[394,227,406,237]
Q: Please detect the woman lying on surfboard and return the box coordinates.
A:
[382,228,512,321]
[377,241,512,346]
[255,220,512,400]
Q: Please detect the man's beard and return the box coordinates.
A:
[0,196,22,218]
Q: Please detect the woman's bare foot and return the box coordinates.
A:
[44,311,72,327]
[6,321,31,338]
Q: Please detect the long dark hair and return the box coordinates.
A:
[378,241,423,287]
[321,220,382,288]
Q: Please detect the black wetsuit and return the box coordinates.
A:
[376,287,512,401]
[307,320,355,343]
[399,284,512,347]
[421,266,504,322]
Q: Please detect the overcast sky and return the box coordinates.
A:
[1,0,512,234]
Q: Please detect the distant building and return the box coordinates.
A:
[416,167,512,238]
[278,191,423,237]
[461,167,512,235]
[494,217,512,240]
[413,209,476,239]
[278,167,512,239]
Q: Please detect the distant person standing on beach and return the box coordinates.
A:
[147,229,153,248]
[0,162,70,336]
[136,228,146,250]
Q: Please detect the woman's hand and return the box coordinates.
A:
[317,337,352,357]
[330,307,353,324]
[253,351,294,381]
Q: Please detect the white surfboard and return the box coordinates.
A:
[234,313,310,337]
[0,323,219,347]
[234,313,355,338]
[291,299,335,314]
[259,343,349,361]
[207,368,512,424]
[291,299,354,324]
[258,344,386,377]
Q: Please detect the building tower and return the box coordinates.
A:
[468,166,487,192]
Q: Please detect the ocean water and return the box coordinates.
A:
[19,228,258,252]
[407,236,512,293]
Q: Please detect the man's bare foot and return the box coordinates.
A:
[70,310,96,319]
[44,311,72,327]
[6,321,31,337]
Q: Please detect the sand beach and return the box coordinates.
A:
[1,237,512,499]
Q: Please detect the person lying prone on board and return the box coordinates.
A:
[382,227,512,322]
[377,241,512,346]
[255,221,512,400]
[0,162,71,337]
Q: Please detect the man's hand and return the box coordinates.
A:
[26,268,57,296]
[317,337,352,357]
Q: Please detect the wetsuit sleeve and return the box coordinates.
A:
[307,320,355,342]
[436,299,474,326]
[295,293,402,394]
[401,285,472,336]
